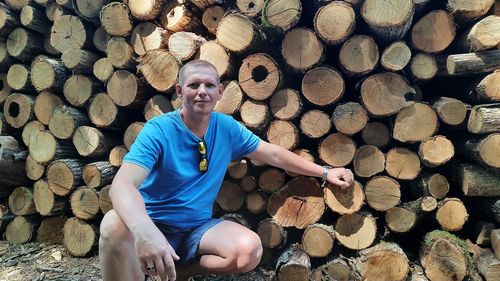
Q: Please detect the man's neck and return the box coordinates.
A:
[179,108,210,139]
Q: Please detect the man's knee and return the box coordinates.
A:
[234,231,263,273]
[99,210,132,250]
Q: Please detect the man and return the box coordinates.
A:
[99,60,354,281]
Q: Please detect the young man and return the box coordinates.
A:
[99,60,354,281]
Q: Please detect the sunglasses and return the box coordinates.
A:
[197,140,208,172]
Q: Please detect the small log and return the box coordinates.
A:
[418,135,454,168]
[393,103,439,143]
[50,15,93,53]
[93,58,114,83]
[22,120,44,146]
[202,5,225,34]
[92,26,111,53]
[36,216,67,244]
[314,1,355,46]
[238,53,282,101]
[5,216,40,244]
[361,122,391,148]
[6,27,44,62]
[455,133,500,170]
[28,130,78,164]
[197,41,234,79]
[83,161,116,189]
[107,70,145,108]
[20,5,51,34]
[446,49,500,76]
[70,186,101,220]
[385,147,421,180]
[318,133,356,167]
[436,198,468,231]
[239,100,270,132]
[410,53,437,81]
[73,126,118,158]
[411,10,456,53]
[34,91,63,125]
[62,48,100,74]
[266,120,299,151]
[455,16,500,52]
[159,3,202,33]
[123,122,144,151]
[6,64,35,92]
[492,229,500,259]
[353,145,385,178]
[381,41,412,72]
[302,223,335,258]
[9,186,37,216]
[64,75,101,108]
[355,242,410,281]
[458,163,500,197]
[301,66,344,106]
[361,0,414,42]
[365,176,401,211]
[240,175,256,192]
[332,102,368,135]
[88,93,129,131]
[109,145,127,167]
[47,158,86,196]
[0,3,20,37]
[26,155,44,181]
[468,103,500,134]
[262,0,301,34]
[98,184,112,214]
[144,94,173,121]
[268,177,324,229]
[473,71,500,103]
[33,179,65,216]
[257,218,286,249]
[49,104,90,140]
[169,31,205,62]
[106,36,135,70]
[227,159,248,180]
[130,22,168,56]
[276,244,310,281]
[410,173,450,199]
[127,0,163,21]
[339,35,378,77]
[216,180,244,212]
[3,93,35,129]
[100,2,133,36]
[474,221,495,246]
[31,56,70,92]
[446,0,495,22]
[245,191,266,214]
[214,81,243,115]
[385,196,437,233]
[281,27,324,73]
[432,97,468,126]
[324,181,364,215]
[299,110,331,139]
[73,0,112,23]
[63,217,98,257]
[335,212,377,250]
[0,42,15,72]
[259,168,285,193]
[137,49,180,93]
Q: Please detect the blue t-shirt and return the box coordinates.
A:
[123,110,261,229]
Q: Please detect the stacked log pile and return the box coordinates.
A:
[1,0,500,280]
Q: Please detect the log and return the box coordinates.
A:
[129,22,168,57]
[418,135,454,168]
[240,174,256,192]
[339,35,378,77]
[123,122,144,151]
[47,158,86,196]
[6,64,35,92]
[107,70,145,108]
[355,242,410,281]
[5,0,31,11]
[236,0,264,17]
[381,41,412,72]
[411,10,456,53]
[476,248,500,281]
[213,81,243,115]
[169,31,205,62]
[245,191,266,214]
[410,173,450,199]
[0,2,20,37]
[62,48,100,74]
[73,126,117,157]
[365,176,401,211]
[71,186,101,220]
[281,27,324,73]
[324,180,364,215]
[492,229,500,259]
[3,93,35,128]
[474,221,494,246]
[318,133,356,167]
[0,42,15,72]
[393,103,439,143]
[301,66,344,106]
[50,15,94,53]
[26,155,44,181]
[5,216,40,244]
[257,218,286,249]
[262,0,301,34]
[73,0,111,23]
[455,16,500,52]
[458,163,500,197]
[20,4,51,34]
[0,137,29,192]
[137,49,180,93]
[361,122,390,148]
[159,3,202,33]
[267,177,324,229]
[239,100,270,132]
[21,120,44,146]
[302,223,335,258]
[88,93,128,131]
[432,97,468,126]
[202,5,224,35]
[335,212,377,250]
[361,0,414,42]
[239,53,283,101]
[468,103,500,134]
[455,133,500,170]
[6,27,44,62]
[259,168,285,193]
[127,0,163,21]
[49,104,90,140]
[446,50,500,76]
[82,161,116,189]
[144,94,173,121]
[9,186,37,216]
[98,184,112,214]
[93,58,114,83]
[36,216,67,244]
[473,71,500,103]
[353,145,385,178]
[92,26,110,53]
[0,112,9,136]
[314,1,355,46]
[0,204,13,235]
[227,159,248,180]
[385,196,437,233]
[312,257,355,281]
[420,230,469,281]
[215,180,244,212]
[410,53,437,81]
[197,41,234,79]
[63,217,98,257]
[446,0,495,22]
[385,147,421,180]
[276,244,310,281]
[267,120,299,150]
[436,198,468,231]
[100,2,133,36]
[45,2,68,22]
[332,102,368,135]
[299,110,331,139]
[109,145,127,167]
[106,36,135,70]
[34,91,63,125]
[31,56,70,92]
[29,130,78,164]
[33,179,65,216]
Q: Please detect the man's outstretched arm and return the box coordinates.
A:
[247,141,354,188]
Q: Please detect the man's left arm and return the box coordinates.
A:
[247,141,354,188]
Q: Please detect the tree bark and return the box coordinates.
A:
[468,103,500,134]
[446,49,500,76]
[47,158,86,196]
[458,163,500,197]
[20,5,51,34]
[455,133,500,170]
[82,161,116,189]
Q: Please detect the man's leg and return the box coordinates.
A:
[99,210,144,281]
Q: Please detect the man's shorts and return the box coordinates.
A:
[153,218,223,265]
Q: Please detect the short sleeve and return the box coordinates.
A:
[229,118,261,159]
[123,120,163,172]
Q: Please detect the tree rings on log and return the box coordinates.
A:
[100,2,133,36]
[319,133,356,167]
[361,122,390,148]
[37,216,67,244]
[169,31,205,62]
[239,100,270,131]
[299,110,331,139]
[245,191,266,214]
[353,145,385,178]
[83,161,116,189]
[127,0,164,21]
[31,56,69,92]
[73,126,117,158]
[355,242,410,281]
[332,102,368,135]
[432,97,467,126]
[227,159,248,180]
[276,244,310,281]
[63,217,97,257]
[365,176,401,211]
[302,223,335,257]
[26,155,44,181]
[216,12,263,54]
[361,0,414,42]
[324,181,364,215]
[381,41,412,72]
[3,93,35,129]
[393,103,439,143]
[6,27,44,62]
[436,198,468,231]
[47,159,85,196]
[107,70,144,108]
[339,35,378,77]
[411,10,456,53]
[214,81,243,115]
[314,1,355,46]
[9,186,36,216]
[410,53,437,81]
[419,135,454,168]
[236,0,264,18]
[385,147,421,180]
[281,27,324,73]
[64,75,101,107]
[202,5,225,34]
[49,104,90,140]
[70,187,101,220]
[301,66,344,106]
[257,218,286,249]
[197,41,234,79]
[28,130,78,164]
[238,53,282,101]
[130,22,168,56]
[385,206,418,234]
[216,180,244,212]
[259,168,286,193]
[266,120,299,151]
[137,49,180,93]
[262,0,301,34]
[34,91,63,125]
[50,15,92,53]
[335,212,377,250]
[269,88,301,121]
[88,92,127,131]
[6,216,39,244]
[22,120,44,146]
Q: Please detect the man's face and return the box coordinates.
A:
[176,66,223,116]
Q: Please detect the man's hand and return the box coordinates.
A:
[134,225,180,281]
[328,168,354,189]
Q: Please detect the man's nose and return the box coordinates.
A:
[198,84,208,95]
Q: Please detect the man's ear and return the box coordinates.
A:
[175,84,182,99]
[217,83,224,100]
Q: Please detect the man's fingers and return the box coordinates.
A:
[154,256,166,281]
[168,244,180,261]
[163,255,177,281]
[332,177,350,188]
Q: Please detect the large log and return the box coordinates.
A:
[302,223,335,258]
[332,102,368,136]
[339,35,378,77]
[276,244,310,281]
[436,198,468,231]
[50,15,94,53]
[410,53,438,81]
[31,56,70,92]
[468,103,500,134]
[73,0,112,23]
[34,91,63,125]
[432,97,468,126]
[6,27,44,62]
[202,5,224,35]
[299,110,331,139]
[5,216,40,244]
[418,135,455,168]
[381,41,412,72]
[365,176,401,211]
[159,3,202,33]
[70,186,101,220]
[100,2,133,36]
[28,130,78,164]
[93,58,114,83]
[259,168,286,193]
[25,155,44,181]
[106,36,135,70]
[82,161,116,189]
[361,122,390,148]
[20,5,51,34]
[257,218,286,249]
[8,186,37,216]
[353,145,385,178]
[266,120,299,150]
[238,53,282,101]
[49,104,90,140]
[21,120,44,146]
[98,184,112,214]
[458,163,500,197]
[213,81,243,115]
[0,2,20,37]
[33,179,65,216]
[73,126,118,158]
[281,27,324,73]
[393,103,439,143]
[324,181,364,215]
[107,70,145,108]
[314,1,355,46]
[137,49,180,93]
[239,100,270,132]
[123,122,144,151]
[63,217,98,257]
[143,94,173,121]
[361,0,414,42]
[385,147,421,181]
[169,31,205,62]
[88,92,129,131]
[6,63,35,93]
[47,158,86,196]
[301,66,344,106]
[36,216,67,244]
[335,212,377,250]
[355,242,410,281]
[62,48,100,74]
[261,0,301,35]
[318,133,356,167]
[3,93,35,129]
[455,133,500,170]
[455,16,500,52]
[411,10,456,53]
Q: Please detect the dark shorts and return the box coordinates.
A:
[153,218,223,265]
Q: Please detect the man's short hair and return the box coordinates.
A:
[178,60,220,85]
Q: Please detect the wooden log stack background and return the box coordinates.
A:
[1,0,500,280]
